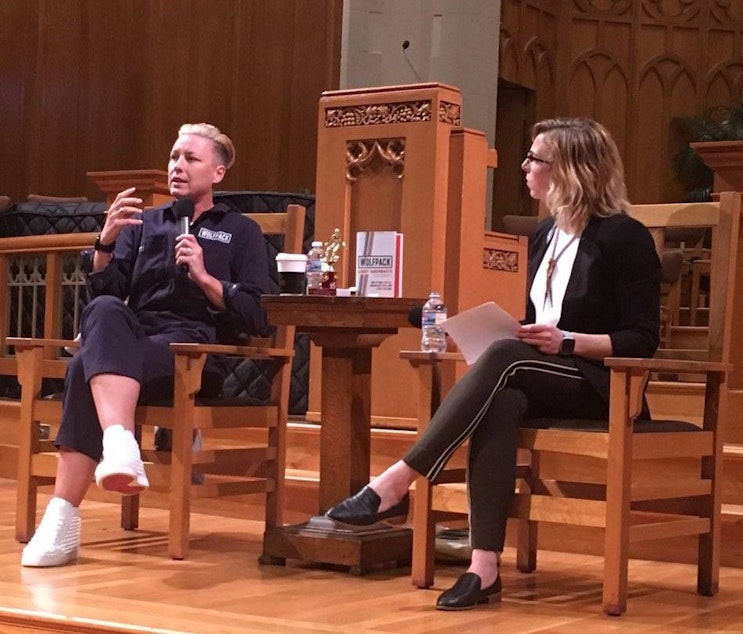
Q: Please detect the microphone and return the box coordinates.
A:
[408,305,423,328]
[173,197,194,236]
[402,40,422,81]
[173,197,194,272]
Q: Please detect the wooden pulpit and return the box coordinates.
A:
[691,140,743,194]
[311,83,528,428]
[87,169,173,207]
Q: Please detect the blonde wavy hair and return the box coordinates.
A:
[532,117,630,232]
[178,123,236,170]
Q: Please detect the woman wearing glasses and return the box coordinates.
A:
[325,117,662,611]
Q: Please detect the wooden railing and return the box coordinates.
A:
[0,233,95,376]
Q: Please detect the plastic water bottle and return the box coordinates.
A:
[306,240,324,294]
[421,291,448,352]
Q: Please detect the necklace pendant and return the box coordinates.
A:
[546,259,556,278]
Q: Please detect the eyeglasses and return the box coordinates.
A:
[523,152,551,165]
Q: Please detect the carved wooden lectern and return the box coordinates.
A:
[310,83,528,428]
[87,169,173,207]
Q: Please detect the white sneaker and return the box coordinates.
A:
[94,425,149,495]
[21,497,81,567]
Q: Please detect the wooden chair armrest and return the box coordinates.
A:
[605,355,730,374]
[169,341,294,359]
[401,349,729,375]
[7,337,79,351]
[399,350,465,364]
[6,337,292,360]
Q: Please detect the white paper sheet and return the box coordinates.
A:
[442,301,520,365]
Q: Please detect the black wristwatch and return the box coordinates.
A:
[93,235,116,253]
[559,330,575,355]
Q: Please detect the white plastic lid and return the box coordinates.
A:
[311,240,323,247]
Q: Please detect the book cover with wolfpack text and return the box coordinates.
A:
[355,231,403,297]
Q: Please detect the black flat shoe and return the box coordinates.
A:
[436,572,502,611]
[325,486,410,526]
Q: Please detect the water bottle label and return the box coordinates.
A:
[421,310,446,326]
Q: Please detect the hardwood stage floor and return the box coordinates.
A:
[1,479,742,634]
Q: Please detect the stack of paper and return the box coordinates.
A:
[442,301,520,364]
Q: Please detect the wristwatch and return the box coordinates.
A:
[93,234,116,253]
[559,330,575,355]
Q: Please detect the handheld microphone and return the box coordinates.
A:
[173,197,194,236]
[173,197,194,272]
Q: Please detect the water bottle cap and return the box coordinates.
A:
[311,241,323,247]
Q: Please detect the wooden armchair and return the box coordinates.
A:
[401,192,741,615]
[12,204,305,560]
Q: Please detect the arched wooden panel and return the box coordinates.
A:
[499,0,743,204]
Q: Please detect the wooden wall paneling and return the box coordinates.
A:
[241,0,278,191]
[496,1,743,206]
[183,0,241,129]
[491,80,534,226]
[282,0,343,193]
[232,1,297,192]
[496,2,559,224]
[26,1,84,199]
[77,0,150,200]
[0,3,35,201]
[706,6,743,110]
[632,10,698,202]
[141,0,202,178]
[0,0,341,204]
[228,0,341,194]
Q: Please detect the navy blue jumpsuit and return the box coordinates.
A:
[56,201,271,461]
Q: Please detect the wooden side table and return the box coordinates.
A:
[261,295,423,573]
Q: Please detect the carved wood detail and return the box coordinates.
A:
[326,101,432,128]
[483,248,520,273]
[498,0,743,204]
[345,139,406,182]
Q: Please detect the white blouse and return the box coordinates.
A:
[529,227,581,325]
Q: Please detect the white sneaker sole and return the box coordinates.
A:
[95,462,149,495]
[21,546,79,567]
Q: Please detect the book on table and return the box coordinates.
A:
[355,231,403,297]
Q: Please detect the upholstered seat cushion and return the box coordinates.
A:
[0,201,106,236]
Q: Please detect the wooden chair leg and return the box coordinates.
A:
[121,495,140,531]
[697,375,723,596]
[515,456,538,573]
[167,353,203,560]
[602,370,635,616]
[411,475,436,588]
[697,466,721,596]
[121,425,142,531]
[410,358,439,588]
[15,346,44,543]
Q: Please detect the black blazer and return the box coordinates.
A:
[525,213,662,404]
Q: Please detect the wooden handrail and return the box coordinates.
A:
[0,232,97,254]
